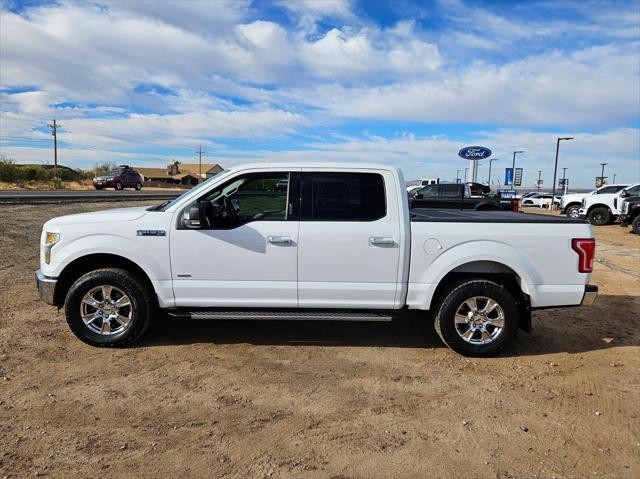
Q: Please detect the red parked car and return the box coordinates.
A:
[93,167,143,190]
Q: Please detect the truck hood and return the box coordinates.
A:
[44,206,150,227]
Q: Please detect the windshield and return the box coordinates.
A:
[105,170,121,177]
[150,170,229,211]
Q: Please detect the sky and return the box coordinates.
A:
[1,0,639,188]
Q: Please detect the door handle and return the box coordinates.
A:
[369,237,395,247]
[268,235,293,246]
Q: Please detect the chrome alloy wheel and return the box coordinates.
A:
[454,296,505,345]
[80,285,133,335]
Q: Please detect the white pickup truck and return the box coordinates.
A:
[36,163,598,356]
[578,183,640,225]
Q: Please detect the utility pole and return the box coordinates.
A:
[48,120,60,182]
[196,145,205,182]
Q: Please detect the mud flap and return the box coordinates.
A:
[518,295,532,333]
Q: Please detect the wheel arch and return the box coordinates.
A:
[586,203,611,214]
[54,253,155,307]
[430,261,532,333]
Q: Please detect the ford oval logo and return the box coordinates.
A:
[458,146,492,160]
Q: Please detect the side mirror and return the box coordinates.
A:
[620,190,629,198]
[415,193,424,199]
[182,203,203,229]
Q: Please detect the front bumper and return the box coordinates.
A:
[577,208,588,219]
[36,269,57,305]
[581,284,598,306]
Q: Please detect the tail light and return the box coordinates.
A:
[511,198,520,212]
[572,238,596,273]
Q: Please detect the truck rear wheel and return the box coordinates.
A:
[434,279,519,357]
[64,268,155,347]
[632,216,640,234]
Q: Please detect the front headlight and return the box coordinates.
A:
[44,232,60,264]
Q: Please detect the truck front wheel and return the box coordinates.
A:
[434,280,519,357]
[632,216,640,234]
[64,268,155,347]
[588,207,612,226]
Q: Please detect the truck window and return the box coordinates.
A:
[201,172,290,226]
[419,185,439,198]
[625,185,640,196]
[597,185,628,194]
[440,184,460,198]
[301,172,386,221]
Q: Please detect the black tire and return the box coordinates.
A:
[588,207,611,226]
[94,186,103,190]
[434,279,519,357]
[134,182,142,191]
[632,216,640,235]
[115,181,123,190]
[64,268,156,347]
[565,204,581,218]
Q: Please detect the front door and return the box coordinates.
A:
[170,171,299,308]
[297,171,401,309]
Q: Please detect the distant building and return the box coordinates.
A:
[137,161,223,186]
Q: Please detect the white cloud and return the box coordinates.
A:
[288,43,639,127]
[300,24,441,80]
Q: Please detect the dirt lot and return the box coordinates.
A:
[1,202,638,478]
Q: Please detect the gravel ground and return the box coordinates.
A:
[1,202,638,478]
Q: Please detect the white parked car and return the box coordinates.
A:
[561,184,630,219]
[36,163,597,357]
[578,183,640,225]
[521,193,561,208]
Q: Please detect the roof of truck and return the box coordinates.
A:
[226,162,401,172]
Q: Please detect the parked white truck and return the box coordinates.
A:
[36,163,597,356]
[578,183,640,225]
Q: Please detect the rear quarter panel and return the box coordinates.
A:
[408,221,594,309]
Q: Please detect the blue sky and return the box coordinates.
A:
[1,0,639,187]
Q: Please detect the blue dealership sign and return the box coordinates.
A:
[504,168,514,185]
[458,146,492,160]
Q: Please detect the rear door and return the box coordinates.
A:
[297,171,401,309]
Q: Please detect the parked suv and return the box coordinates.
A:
[619,196,640,234]
[93,167,143,191]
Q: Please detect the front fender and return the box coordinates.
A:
[51,234,170,281]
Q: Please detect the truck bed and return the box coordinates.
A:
[410,208,588,224]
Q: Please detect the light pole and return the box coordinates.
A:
[562,167,568,194]
[511,151,524,187]
[487,158,498,186]
[613,173,617,183]
[537,170,542,192]
[599,163,608,186]
[551,137,573,209]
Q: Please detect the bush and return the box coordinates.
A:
[0,156,82,183]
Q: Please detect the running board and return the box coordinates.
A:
[169,310,393,322]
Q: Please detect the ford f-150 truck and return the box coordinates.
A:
[36,163,597,356]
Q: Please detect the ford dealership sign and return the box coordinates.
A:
[458,146,492,160]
